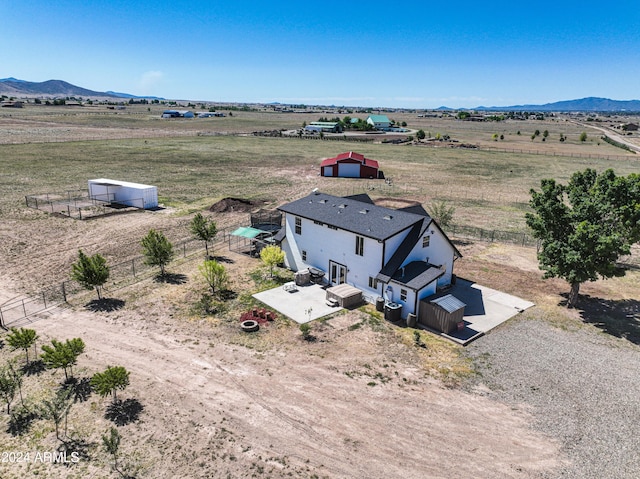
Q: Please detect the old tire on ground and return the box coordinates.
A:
[241,320,260,333]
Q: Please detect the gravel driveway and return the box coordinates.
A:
[465,316,640,479]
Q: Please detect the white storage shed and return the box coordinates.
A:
[88,179,158,210]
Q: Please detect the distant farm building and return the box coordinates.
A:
[197,111,225,118]
[88,179,158,209]
[366,115,391,130]
[1,101,23,108]
[320,151,381,179]
[161,110,194,118]
[304,121,342,133]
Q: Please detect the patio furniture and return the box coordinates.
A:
[283,282,298,293]
[308,267,325,284]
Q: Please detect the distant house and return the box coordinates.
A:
[276,191,461,320]
[621,123,639,131]
[366,115,391,130]
[304,121,342,133]
[161,110,194,118]
[198,111,225,118]
[320,151,381,179]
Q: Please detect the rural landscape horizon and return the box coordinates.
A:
[3,76,640,112]
[1,1,640,478]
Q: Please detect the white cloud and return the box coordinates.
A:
[137,71,164,94]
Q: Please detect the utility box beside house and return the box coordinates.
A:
[418,294,465,333]
[88,179,158,210]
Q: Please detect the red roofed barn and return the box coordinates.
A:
[320,151,381,179]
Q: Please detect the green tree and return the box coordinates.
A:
[71,249,110,300]
[416,129,426,140]
[580,131,588,142]
[91,366,130,403]
[428,200,456,230]
[0,366,17,415]
[199,259,228,295]
[299,323,312,340]
[141,229,174,278]
[40,389,72,440]
[543,129,549,138]
[41,338,85,381]
[6,327,38,366]
[260,245,285,278]
[7,361,25,408]
[103,426,122,474]
[190,213,218,257]
[492,133,499,141]
[526,169,640,307]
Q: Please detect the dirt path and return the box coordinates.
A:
[10,296,564,479]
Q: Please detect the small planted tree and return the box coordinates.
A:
[260,245,285,279]
[428,200,456,230]
[199,259,228,295]
[41,338,85,381]
[91,366,130,403]
[103,426,122,474]
[190,213,217,258]
[299,323,312,341]
[580,131,588,142]
[0,366,17,415]
[71,249,110,300]
[416,129,426,140]
[6,327,38,366]
[40,389,72,440]
[141,229,174,278]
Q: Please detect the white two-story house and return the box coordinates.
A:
[276,192,461,319]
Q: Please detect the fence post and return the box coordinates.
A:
[132,259,136,277]
[0,307,4,328]
[62,282,67,302]
[42,291,47,309]
[183,243,187,258]
[22,299,27,317]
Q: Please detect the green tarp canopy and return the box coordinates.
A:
[231,226,263,239]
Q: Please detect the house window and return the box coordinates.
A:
[422,235,430,248]
[302,250,307,261]
[369,277,378,289]
[295,216,302,235]
[355,235,364,256]
[327,224,338,230]
[400,289,407,302]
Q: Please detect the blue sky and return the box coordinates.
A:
[2,1,639,108]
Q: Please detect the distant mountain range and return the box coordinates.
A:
[439,97,640,112]
[2,77,639,111]
[0,77,162,100]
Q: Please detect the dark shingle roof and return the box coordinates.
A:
[277,192,424,241]
[388,261,444,290]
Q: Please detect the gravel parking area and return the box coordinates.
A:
[465,315,640,479]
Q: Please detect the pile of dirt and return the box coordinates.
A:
[374,197,422,209]
[209,197,264,213]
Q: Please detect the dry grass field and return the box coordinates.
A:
[0,105,639,478]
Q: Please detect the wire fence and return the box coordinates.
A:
[0,224,243,329]
[2,217,638,329]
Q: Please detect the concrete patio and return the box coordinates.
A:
[253,277,535,344]
[427,278,535,345]
[253,282,342,324]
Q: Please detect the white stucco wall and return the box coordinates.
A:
[282,213,384,298]
[401,222,456,286]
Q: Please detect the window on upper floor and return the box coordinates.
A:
[295,216,302,235]
[400,289,407,302]
[422,235,430,248]
[302,250,307,261]
[355,235,364,256]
